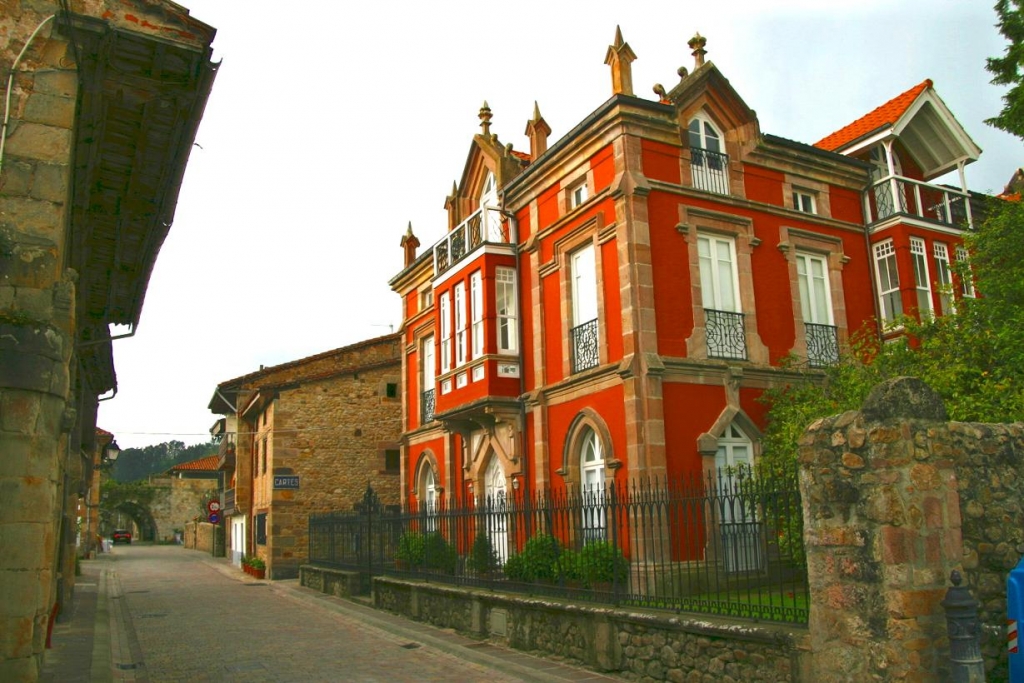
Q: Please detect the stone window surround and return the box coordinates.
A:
[777,226,850,363]
[678,205,768,363]
[559,162,595,217]
[539,214,611,378]
[782,174,832,219]
[411,449,441,502]
[556,407,622,486]
[696,405,763,474]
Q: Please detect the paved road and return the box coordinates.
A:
[46,545,618,683]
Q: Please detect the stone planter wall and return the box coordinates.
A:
[801,377,1024,682]
[370,577,806,681]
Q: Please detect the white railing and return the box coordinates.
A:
[867,176,972,229]
[433,207,510,276]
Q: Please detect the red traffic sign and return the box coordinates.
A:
[206,500,221,514]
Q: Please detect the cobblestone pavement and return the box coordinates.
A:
[43,545,621,683]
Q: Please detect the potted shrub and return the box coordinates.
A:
[504,534,561,583]
[422,532,457,574]
[241,555,251,575]
[466,532,499,577]
[395,531,425,570]
[249,556,266,579]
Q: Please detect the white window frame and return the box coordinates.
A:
[956,245,975,297]
[933,243,954,315]
[454,282,467,367]
[422,336,435,393]
[470,271,483,359]
[570,244,598,327]
[795,252,833,325]
[792,190,816,214]
[874,240,903,324]
[688,115,729,194]
[910,237,933,317]
[569,180,588,210]
[440,292,452,373]
[697,234,741,313]
[580,427,606,542]
[496,267,517,354]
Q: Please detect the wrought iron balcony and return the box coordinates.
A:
[570,318,599,374]
[421,389,435,424]
[690,147,730,195]
[805,322,839,367]
[705,309,747,360]
[433,206,510,277]
[867,176,972,228]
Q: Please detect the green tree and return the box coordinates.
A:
[112,440,218,482]
[987,0,1024,138]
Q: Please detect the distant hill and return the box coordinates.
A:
[111,440,219,482]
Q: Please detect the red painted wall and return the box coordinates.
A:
[641,140,681,185]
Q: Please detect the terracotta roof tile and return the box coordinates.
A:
[510,150,532,163]
[169,455,220,472]
[815,79,932,152]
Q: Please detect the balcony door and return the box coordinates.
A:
[715,424,762,572]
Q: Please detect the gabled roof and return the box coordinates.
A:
[815,80,932,152]
[814,79,981,180]
[168,455,219,472]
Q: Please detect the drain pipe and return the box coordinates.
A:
[1,14,56,178]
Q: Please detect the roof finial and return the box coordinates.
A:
[479,101,493,138]
[400,221,420,268]
[688,32,707,70]
[525,100,552,159]
[605,25,637,97]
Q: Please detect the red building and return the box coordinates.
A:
[389,30,981,517]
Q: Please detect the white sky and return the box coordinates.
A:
[99,0,1021,448]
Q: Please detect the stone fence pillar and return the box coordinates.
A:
[800,376,1024,681]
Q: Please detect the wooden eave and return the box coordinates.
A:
[65,12,217,335]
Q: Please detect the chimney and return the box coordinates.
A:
[688,32,707,70]
[604,26,637,96]
[400,222,420,268]
[524,101,552,159]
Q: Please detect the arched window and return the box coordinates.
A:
[579,427,606,542]
[417,457,439,530]
[714,423,762,572]
[688,115,729,194]
[483,456,509,563]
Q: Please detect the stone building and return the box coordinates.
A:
[389,28,984,556]
[147,455,220,543]
[209,334,403,579]
[0,3,215,679]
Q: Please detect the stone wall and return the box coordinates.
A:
[256,337,402,580]
[801,377,1024,681]
[0,9,79,680]
[365,576,805,680]
[148,476,219,542]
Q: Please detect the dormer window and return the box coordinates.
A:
[688,116,729,194]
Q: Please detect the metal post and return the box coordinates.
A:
[942,570,986,682]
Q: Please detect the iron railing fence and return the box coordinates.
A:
[705,309,747,360]
[420,389,435,424]
[805,322,839,367]
[310,469,808,624]
[690,147,730,195]
[569,318,599,373]
[434,206,510,276]
[867,176,972,228]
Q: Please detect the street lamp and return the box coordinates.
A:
[104,440,121,463]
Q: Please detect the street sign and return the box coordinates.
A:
[208,512,220,524]
[207,500,221,513]
[274,476,300,490]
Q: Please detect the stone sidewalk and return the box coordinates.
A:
[41,547,622,682]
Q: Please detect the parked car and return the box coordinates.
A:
[112,529,132,545]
